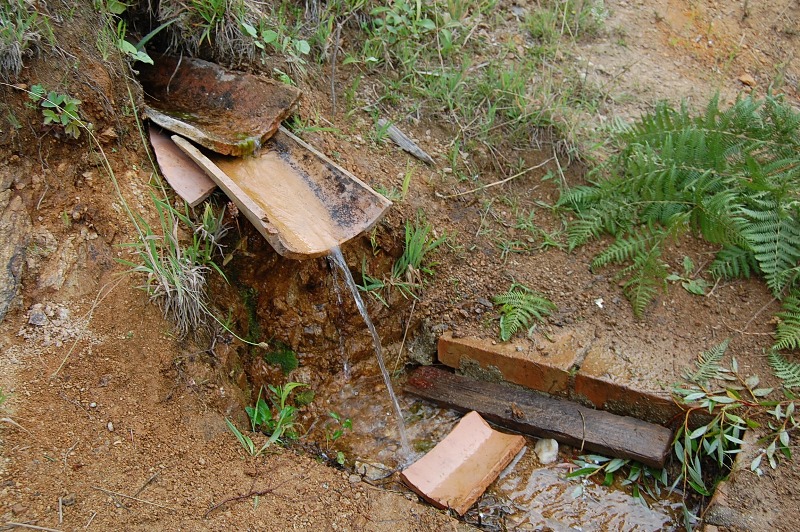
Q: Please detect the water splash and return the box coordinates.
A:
[327,246,412,460]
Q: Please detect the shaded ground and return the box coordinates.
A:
[1,0,799,530]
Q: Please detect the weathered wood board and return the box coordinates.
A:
[405,366,673,468]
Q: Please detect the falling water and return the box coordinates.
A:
[328,246,412,460]
[329,262,352,379]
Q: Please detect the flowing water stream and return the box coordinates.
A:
[327,246,412,461]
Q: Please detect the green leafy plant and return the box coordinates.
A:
[28,84,87,139]
[325,411,352,466]
[667,256,711,296]
[359,215,445,304]
[493,283,556,341]
[673,340,797,497]
[566,454,667,502]
[225,418,273,457]
[559,94,800,327]
[246,383,307,445]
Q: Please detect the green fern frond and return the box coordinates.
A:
[684,339,730,386]
[591,228,662,271]
[743,213,800,295]
[561,92,800,326]
[621,274,661,318]
[494,284,556,342]
[709,245,757,280]
[768,350,800,388]
[775,294,800,351]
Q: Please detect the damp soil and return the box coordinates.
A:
[1,1,799,530]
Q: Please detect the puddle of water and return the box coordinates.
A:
[491,451,682,531]
[318,364,682,529]
[327,246,412,461]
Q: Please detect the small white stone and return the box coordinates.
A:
[107,422,114,432]
[534,438,559,464]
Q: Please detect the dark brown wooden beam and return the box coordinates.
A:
[405,366,673,468]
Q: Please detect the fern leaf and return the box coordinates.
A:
[494,284,556,341]
[743,213,800,295]
[684,339,730,386]
[768,351,800,389]
[710,245,757,279]
[622,274,660,318]
[775,294,800,351]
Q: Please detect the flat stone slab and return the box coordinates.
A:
[138,56,301,156]
[148,127,216,207]
[400,411,525,515]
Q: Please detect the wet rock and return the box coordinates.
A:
[407,319,439,366]
[354,460,393,482]
[534,438,559,464]
[0,193,32,322]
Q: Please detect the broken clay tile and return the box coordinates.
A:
[148,128,217,208]
[174,128,391,259]
[138,56,301,156]
[400,411,524,516]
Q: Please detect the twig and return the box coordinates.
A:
[57,498,62,524]
[63,440,79,473]
[330,21,342,116]
[204,485,279,518]
[393,299,416,374]
[132,472,160,498]
[84,512,96,529]
[3,523,63,532]
[91,486,177,512]
[437,158,554,199]
[1,418,31,434]
[735,296,778,335]
[51,277,123,379]
[577,410,586,453]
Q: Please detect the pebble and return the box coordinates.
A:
[107,421,114,432]
[348,474,361,484]
[534,438,559,464]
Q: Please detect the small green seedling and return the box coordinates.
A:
[667,256,710,296]
[28,84,87,139]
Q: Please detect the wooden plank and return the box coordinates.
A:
[405,366,673,468]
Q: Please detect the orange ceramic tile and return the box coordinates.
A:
[400,411,524,515]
